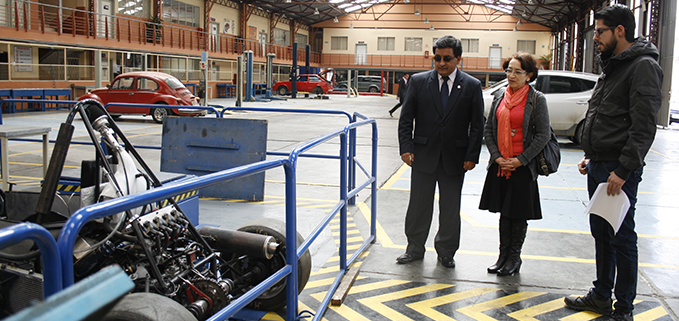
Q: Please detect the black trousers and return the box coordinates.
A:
[404,161,464,258]
[389,102,402,113]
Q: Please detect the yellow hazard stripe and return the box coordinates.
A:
[160,190,198,207]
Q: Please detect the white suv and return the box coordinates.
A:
[483,70,599,144]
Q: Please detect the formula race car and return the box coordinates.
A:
[0,100,311,321]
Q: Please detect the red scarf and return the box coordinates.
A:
[497,84,529,179]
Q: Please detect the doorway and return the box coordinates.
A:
[210,22,219,51]
[98,0,115,39]
[489,47,502,69]
[355,44,367,65]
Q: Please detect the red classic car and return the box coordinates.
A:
[272,74,334,95]
[78,71,206,123]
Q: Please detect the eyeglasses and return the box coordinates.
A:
[434,55,455,62]
[594,26,616,36]
[505,69,527,76]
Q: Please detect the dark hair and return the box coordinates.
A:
[433,36,463,57]
[502,52,539,82]
[594,4,635,42]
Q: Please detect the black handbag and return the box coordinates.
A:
[530,93,561,176]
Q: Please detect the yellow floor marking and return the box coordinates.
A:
[357,283,454,321]
[358,201,394,246]
[559,310,603,321]
[307,280,412,321]
[346,236,364,243]
[507,298,569,321]
[326,251,369,263]
[304,275,368,289]
[407,287,501,321]
[457,291,546,321]
[329,223,357,229]
[332,229,360,237]
[310,261,363,276]
[381,163,410,190]
[634,306,668,320]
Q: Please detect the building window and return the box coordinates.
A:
[274,28,289,45]
[378,37,395,51]
[405,37,422,52]
[517,40,536,54]
[461,38,479,53]
[295,33,308,45]
[118,0,149,17]
[331,36,348,50]
[162,0,199,27]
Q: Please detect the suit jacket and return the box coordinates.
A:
[397,77,408,100]
[398,69,485,175]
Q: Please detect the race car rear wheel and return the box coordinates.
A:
[102,292,198,321]
[236,218,312,311]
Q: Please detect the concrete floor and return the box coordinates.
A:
[1,94,678,320]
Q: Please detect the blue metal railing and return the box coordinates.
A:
[52,110,377,320]
[0,223,62,298]
[103,102,222,116]
[0,102,377,320]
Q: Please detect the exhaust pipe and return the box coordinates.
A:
[198,226,278,260]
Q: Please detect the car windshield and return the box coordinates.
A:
[164,76,186,90]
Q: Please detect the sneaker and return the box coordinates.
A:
[564,288,613,315]
[611,309,633,321]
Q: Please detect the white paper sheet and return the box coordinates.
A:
[583,183,631,234]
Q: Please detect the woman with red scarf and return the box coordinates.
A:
[479,52,551,276]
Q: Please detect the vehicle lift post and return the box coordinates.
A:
[291,42,298,99]
[265,53,285,101]
[236,54,243,107]
[245,50,255,102]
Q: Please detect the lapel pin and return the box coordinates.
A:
[457,85,461,89]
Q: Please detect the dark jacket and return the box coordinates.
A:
[397,77,408,100]
[580,37,663,180]
[484,85,550,181]
[398,69,485,175]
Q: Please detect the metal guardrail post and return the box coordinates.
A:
[0,223,62,298]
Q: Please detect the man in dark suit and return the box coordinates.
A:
[396,35,485,268]
[389,73,410,117]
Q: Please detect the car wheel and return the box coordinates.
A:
[277,86,289,96]
[237,218,312,311]
[572,120,585,145]
[102,292,198,321]
[368,87,378,93]
[312,86,324,95]
[151,105,168,124]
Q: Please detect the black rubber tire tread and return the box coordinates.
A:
[277,86,288,95]
[237,218,312,311]
[102,292,198,321]
[312,86,324,94]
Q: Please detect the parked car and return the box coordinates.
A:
[336,75,387,93]
[272,74,334,95]
[483,70,599,144]
[78,71,206,123]
[670,107,679,124]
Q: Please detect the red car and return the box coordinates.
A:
[79,71,206,123]
[273,74,334,95]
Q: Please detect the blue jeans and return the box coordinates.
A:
[586,161,642,313]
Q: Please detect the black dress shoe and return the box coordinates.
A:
[396,253,423,264]
[389,110,394,117]
[438,256,455,268]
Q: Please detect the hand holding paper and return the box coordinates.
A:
[584,183,630,234]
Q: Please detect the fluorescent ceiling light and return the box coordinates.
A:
[424,17,429,23]
[338,3,352,8]
[414,8,420,15]
[333,17,339,23]
[345,5,362,12]
[314,8,319,14]
[329,0,344,3]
